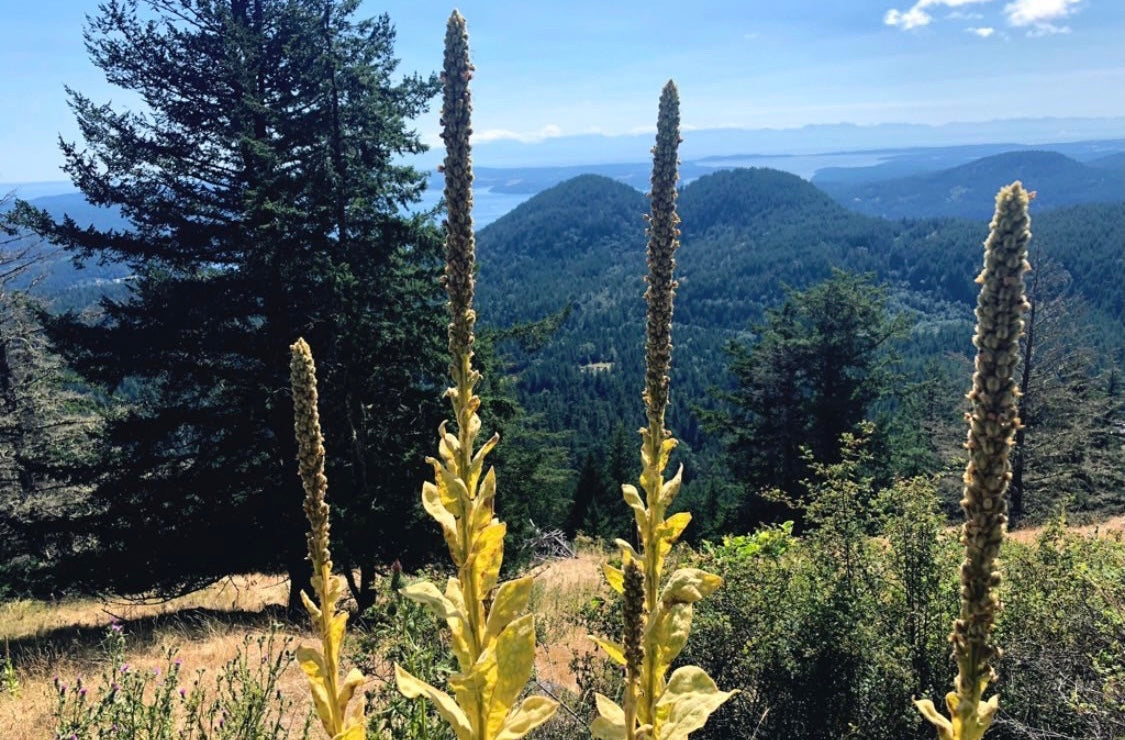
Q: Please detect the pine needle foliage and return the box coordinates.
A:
[915,182,1032,740]
[392,12,559,740]
[289,338,366,740]
[590,81,736,740]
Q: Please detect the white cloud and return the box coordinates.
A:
[885,0,994,30]
[1004,0,1082,34]
[967,25,996,36]
[947,10,984,18]
[885,6,933,28]
[472,124,563,144]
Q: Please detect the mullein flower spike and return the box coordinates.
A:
[591,81,736,740]
[289,338,365,740]
[915,182,1031,740]
[393,12,558,740]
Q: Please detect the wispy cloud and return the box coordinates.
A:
[947,10,984,18]
[472,124,563,144]
[885,0,994,30]
[1004,0,1082,35]
[967,26,996,36]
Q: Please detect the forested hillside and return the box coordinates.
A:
[475,168,1124,521]
[818,150,1125,219]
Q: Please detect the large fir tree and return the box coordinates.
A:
[16,0,444,608]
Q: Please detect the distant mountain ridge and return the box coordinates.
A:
[818,151,1125,220]
[417,116,1125,169]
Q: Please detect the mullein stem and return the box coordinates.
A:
[640,79,682,728]
[290,337,364,738]
[916,182,1031,740]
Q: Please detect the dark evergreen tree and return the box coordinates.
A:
[709,270,908,528]
[14,0,443,608]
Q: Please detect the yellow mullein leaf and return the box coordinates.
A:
[331,725,365,740]
[658,464,684,508]
[400,580,463,622]
[653,665,737,740]
[395,664,474,740]
[438,421,460,467]
[486,614,537,737]
[422,481,462,558]
[473,522,507,597]
[622,484,649,533]
[661,568,723,605]
[485,575,533,644]
[471,431,500,480]
[658,512,692,544]
[614,538,641,563]
[603,563,625,594]
[913,698,955,740]
[496,695,559,740]
[326,610,348,665]
[590,636,627,666]
[651,602,693,678]
[622,484,646,513]
[979,694,1000,725]
[435,460,472,509]
[471,467,497,532]
[590,693,628,739]
[444,578,473,670]
[427,458,463,516]
[467,411,482,444]
[295,646,334,733]
[336,667,365,717]
[640,436,678,474]
[299,590,322,623]
[449,646,497,738]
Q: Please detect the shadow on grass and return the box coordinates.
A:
[4,604,296,668]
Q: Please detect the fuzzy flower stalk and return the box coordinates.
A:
[289,338,365,740]
[392,11,558,740]
[915,182,1032,740]
[591,81,736,740]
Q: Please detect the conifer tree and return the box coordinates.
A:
[14,0,443,605]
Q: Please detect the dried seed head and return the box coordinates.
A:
[290,338,331,571]
[622,558,646,676]
[952,180,1030,699]
[643,80,682,434]
[441,10,477,364]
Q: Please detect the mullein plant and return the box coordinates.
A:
[915,182,1032,740]
[289,338,366,739]
[392,11,559,740]
[591,81,736,740]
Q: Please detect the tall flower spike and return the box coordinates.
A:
[915,182,1031,740]
[441,8,476,366]
[393,12,558,740]
[592,81,735,740]
[289,338,365,740]
[643,80,682,435]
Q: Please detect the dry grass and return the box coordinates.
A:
[0,575,315,739]
[1006,513,1125,544]
[530,549,608,692]
[0,555,609,738]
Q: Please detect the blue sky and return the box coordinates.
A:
[1,0,1122,182]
